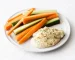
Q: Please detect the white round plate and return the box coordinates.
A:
[5,9,70,52]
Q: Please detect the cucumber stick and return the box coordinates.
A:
[32,10,57,14]
[12,20,19,26]
[13,19,41,34]
[45,18,60,26]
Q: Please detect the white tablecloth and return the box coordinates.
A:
[0,0,75,60]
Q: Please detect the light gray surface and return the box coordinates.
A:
[0,0,75,60]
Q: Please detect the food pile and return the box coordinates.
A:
[4,8,64,48]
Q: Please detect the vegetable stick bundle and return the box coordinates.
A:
[4,8,60,44]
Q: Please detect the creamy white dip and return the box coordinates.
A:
[31,27,64,48]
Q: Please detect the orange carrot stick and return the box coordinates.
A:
[7,8,35,35]
[18,18,47,44]
[15,25,36,41]
[22,13,55,24]
[4,23,11,30]
[7,14,23,22]
[23,8,35,17]
[47,13,58,20]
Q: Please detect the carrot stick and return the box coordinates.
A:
[4,24,12,30]
[7,8,35,35]
[16,25,35,41]
[23,13,55,24]
[18,18,47,44]
[23,8,35,16]
[47,13,58,20]
[4,14,23,30]
[7,14,23,22]
[22,8,35,24]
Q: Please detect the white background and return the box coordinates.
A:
[0,0,75,60]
